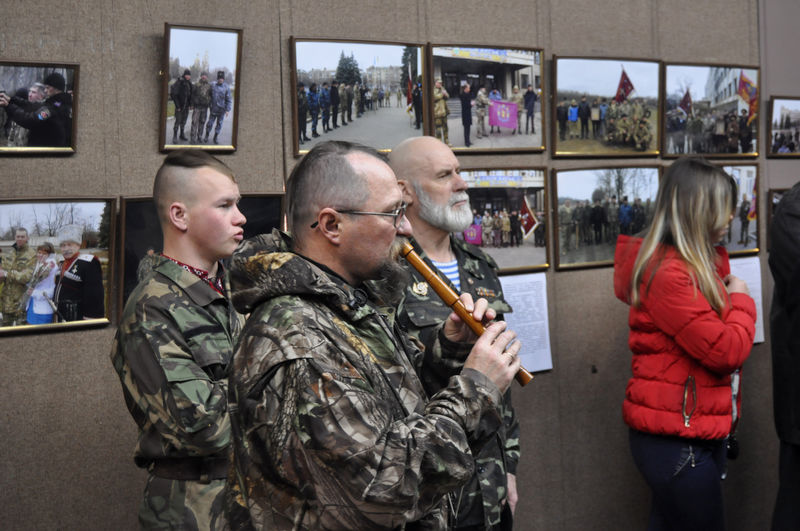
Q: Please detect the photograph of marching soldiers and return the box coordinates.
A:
[721,164,759,253]
[664,64,759,156]
[554,167,659,268]
[293,40,424,153]
[0,63,75,152]
[0,201,111,330]
[429,46,543,151]
[460,169,547,270]
[121,195,282,305]
[768,97,800,155]
[554,58,660,157]
[162,26,240,149]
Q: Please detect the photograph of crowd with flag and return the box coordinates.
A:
[767,96,800,156]
[664,64,759,157]
[292,39,424,154]
[553,57,660,157]
[554,167,659,269]
[720,164,759,254]
[429,46,544,152]
[458,168,547,271]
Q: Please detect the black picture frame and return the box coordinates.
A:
[0,197,115,335]
[160,24,243,152]
[0,60,78,154]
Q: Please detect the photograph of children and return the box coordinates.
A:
[768,97,800,156]
[553,57,660,157]
[554,167,659,269]
[430,46,544,152]
[120,194,283,307]
[720,164,758,254]
[161,25,242,150]
[460,169,547,272]
[293,39,424,155]
[664,64,759,157]
[0,62,77,153]
[0,200,113,332]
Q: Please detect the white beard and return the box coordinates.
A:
[414,185,473,233]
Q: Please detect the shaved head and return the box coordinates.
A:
[388,136,449,185]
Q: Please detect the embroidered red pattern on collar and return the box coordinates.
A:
[161,254,224,295]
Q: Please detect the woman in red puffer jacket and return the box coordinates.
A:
[613,157,756,531]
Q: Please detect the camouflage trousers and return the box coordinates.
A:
[139,474,225,530]
[1,310,26,327]
[191,106,209,143]
[434,116,449,145]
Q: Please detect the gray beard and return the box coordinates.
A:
[415,186,473,233]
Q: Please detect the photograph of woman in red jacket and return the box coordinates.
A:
[614,157,757,531]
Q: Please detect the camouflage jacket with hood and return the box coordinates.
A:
[222,230,505,530]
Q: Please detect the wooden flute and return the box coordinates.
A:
[400,241,533,386]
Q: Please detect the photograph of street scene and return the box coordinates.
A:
[293,40,424,154]
[0,62,76,153]
[0,200,112,332]
[721,164,758,254]
[430,47,543,152]
[554,57,660,157]
[664,64,759,157]
[554,167,659,269]
[768,97,800,156]
[459,169,547,271]
[162,26,240,150]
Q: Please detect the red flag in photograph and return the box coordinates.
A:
[520,197,537,238]
[747,182,757,221]
[489,101,518,128]
[737,70,759,125]
[463,224,482,246]
[678,89,692,116]
[614,69,634,103]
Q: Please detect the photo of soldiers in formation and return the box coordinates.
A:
[769,97,800,155]
[163,27,239,148]
[431,47,544,151]
[554,58,660,156]
[294,40,424,153]
[459,169,547,270]
[0,201,110,329]
[555,167,659,268]
[664,65,759,156]
[0,64,75,151]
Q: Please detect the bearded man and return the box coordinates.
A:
[389,136,520,531]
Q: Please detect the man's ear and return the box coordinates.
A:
[168,202,189,232]
[397,180,415,205]
[316,208,342,245]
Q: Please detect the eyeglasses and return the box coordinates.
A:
[310,202,407,229]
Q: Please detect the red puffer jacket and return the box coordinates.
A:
[614,235,757,440]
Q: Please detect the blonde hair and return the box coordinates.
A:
[631,158,736,313]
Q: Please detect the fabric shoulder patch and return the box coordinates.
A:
[77,254,96,262]
[36,108,52,121]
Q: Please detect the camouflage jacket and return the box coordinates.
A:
[110,256,243,467]
[222,230,505,530]
[193,79,213,107]
[0,243,37,314]
[397,236,519,528]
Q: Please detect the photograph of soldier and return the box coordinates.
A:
[554,167,659,269]
[720,164,759,254]
[664,64,759,157]
[162,25,240,150]
[120,194,283,307]
[293,39,424,154]
[460,169,547,271]
[0,63,76,152]
[768,97,800,156]
[554,57,660,157]
[430,46,544,152]
[0,200,112,332]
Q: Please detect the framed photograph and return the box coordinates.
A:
[291,38,425,156]
[553,166,660,270]
[160,24,243,151]
[119,194,283,309]
[663,63,759,157]
[459,168,548,273]
[0,198,115,335]
[0,61,78,154]
[767,97,800,156]
[553,56,660,158]
[720,164,759,255]
[767,188,789,250]
[428,45,544,153]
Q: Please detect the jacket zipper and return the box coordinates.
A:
[682,375,696,428]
